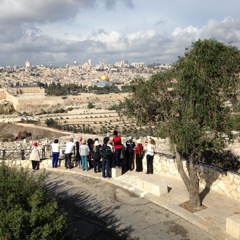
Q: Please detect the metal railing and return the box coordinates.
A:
[0,148,47,160]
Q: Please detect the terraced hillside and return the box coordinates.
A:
[38,108,151,137]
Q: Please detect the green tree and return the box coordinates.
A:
[120,39,240,208]
[87,101,94,109]
[0,163,66,239]
[45,118,59,128]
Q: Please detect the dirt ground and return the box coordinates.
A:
[0,123,68,141]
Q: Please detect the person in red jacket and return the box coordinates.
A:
[113,130,122,168]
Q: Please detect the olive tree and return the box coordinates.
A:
[120,39,240,208]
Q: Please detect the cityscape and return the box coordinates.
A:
[0,60,171,90]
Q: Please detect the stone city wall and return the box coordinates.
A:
[16,96,65,112]
[5,91,19,109]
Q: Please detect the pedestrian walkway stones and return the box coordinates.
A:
[226,214,240,239]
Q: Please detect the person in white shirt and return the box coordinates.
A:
[51,139,60,168]
[146,138,156,174]
[64,138,75,169]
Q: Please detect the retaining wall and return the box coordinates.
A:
[142,152,240,202]
[0,135,240,202]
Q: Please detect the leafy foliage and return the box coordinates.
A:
[172,39,240,157]
[87,101,94,109]
[45,82,82,96]
[88,85,121,94]
[121,39,240,159]
[45,118,59,128]
[119,71,175,127]
[119,39,240,207]
[0,164,66,239]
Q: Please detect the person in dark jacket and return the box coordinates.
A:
[101,137,113,178]
[93,140,102,173]
[126,136,136,171]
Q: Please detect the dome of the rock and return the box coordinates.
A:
[100,73,109,81]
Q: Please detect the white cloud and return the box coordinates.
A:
[0,0,239,66]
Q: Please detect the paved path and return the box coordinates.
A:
[42,165,240,239]
[45,170,216,240]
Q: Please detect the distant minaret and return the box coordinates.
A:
[88,59,92,67]
[25,60,32,73]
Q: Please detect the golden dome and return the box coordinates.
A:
[100,73,109,81]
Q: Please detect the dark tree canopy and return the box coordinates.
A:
[119,39,240,208]
[172,39,240,157]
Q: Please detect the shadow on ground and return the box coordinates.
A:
[45,174,138,240]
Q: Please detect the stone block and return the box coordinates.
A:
[226,214,240,239]
[111,167,122,178]
[143,181,153,192]
[141,178,168,197]
[151,182,168,197]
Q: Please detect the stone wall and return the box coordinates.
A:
[5,91,19,109]
[142,150,240,202]
[0,88,65,112]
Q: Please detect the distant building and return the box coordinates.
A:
[88,59,92,67]
[95,73,113,88]
[25,60,32,72]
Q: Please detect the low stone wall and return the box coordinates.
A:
[1,135,240,202]
[141,152,240,202]
[0,158,63,170]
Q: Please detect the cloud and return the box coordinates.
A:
[0,0,134,24]
[0,1,239,66]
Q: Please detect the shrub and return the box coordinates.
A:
[87,102,94,109]
[0,164,67,239]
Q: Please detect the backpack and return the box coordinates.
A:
[101,145,112,159]
[93,145,101,159]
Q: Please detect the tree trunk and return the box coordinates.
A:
[175,150,201,208]
[188,158,201,208]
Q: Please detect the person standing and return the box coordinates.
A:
[29,141,41,171]
[75,140,81,167]
[146,138,156,174]
[108,139,115,169]
[101,137,112,178]
[64,138,75,169]
[75,136,82,167]
[92,139,101,173]
[51,139,60,168]
[80,139,90,171]
[126,136,136,171]
[87,138,94,169]
[112,130,122,168]
[135,139,144,172]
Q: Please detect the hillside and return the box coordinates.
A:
[0,123,68,141]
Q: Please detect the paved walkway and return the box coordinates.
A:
[46,165,239,240]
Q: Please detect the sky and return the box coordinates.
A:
[0,0,240,67]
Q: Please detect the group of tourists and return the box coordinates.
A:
[29,130,157,177]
